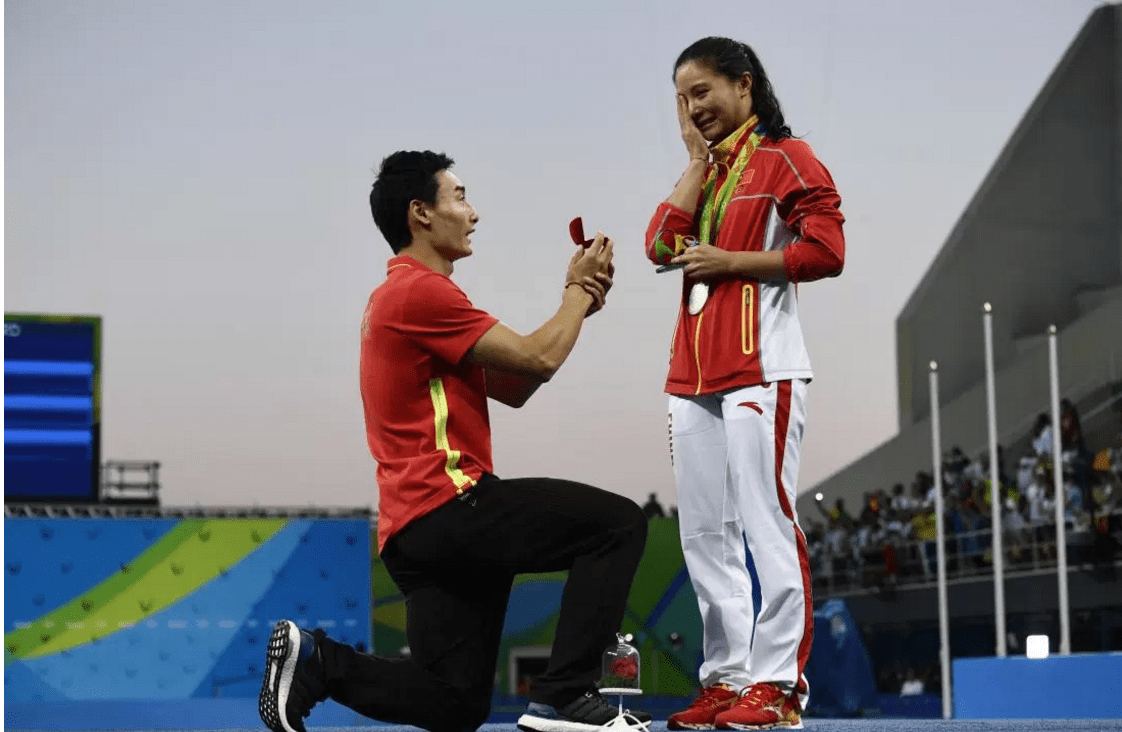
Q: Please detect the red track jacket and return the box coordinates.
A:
[645,128,846,396]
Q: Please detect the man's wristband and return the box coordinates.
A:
[564,281,597,299]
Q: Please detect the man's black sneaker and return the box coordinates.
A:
[517,690,652,732]
[258,620,328,732]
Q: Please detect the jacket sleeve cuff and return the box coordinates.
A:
[782,238,845,282]
[646,203,697,265]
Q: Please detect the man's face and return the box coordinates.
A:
[426,169,479,261]
[675,60,754,143]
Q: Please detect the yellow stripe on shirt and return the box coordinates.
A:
[428,377,476,491]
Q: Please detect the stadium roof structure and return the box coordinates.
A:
[895,2,1122,430]
[800,3,1122,511]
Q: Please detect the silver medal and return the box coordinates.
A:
[688,282,709,315]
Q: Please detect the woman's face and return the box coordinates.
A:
[674,60,754,142]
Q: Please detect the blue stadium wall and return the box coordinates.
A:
[3,517,371,701]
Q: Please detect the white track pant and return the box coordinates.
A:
[669,380,813,705]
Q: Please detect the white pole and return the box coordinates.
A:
[1048,325,1071,655]
[983,302,1006,657]
[930,362,952,719]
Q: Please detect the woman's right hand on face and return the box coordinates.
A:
[678,94,710,162]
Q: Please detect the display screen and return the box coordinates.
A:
[4,314,101,502]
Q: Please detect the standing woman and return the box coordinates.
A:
[645,37,845,731]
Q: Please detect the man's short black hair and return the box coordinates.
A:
[369,151,455,253]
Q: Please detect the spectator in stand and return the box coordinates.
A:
[1025,465,1054,526]
[997,444,1012,490]
[859,492,881,526]
[883,508,910,540]
[980,467,1026,564]
[911,478,932,511]
[910,505,938,579]
[916,471,938,508]
[879,508,909,587]
[890,483,912,513]
[1088,472,1121,567]
[1090,426,1121,483]
[852,513,884,587]
[816,496,852,528]
[1060,398,1087,453]
[1064,469,1086,527]
[1003,495,1031,563]
[983,470,1018,516]
[805,522,826,578]
[1061,398,1093,515]
[1031,413,1053,458]
[1016,447,1039,498]
[802,517,832,586]
[899,668,924,696]
[971,474,999,565]
[954,486,985,567]
[946,447,969,475]
[963,453,985,485]
[824,515,849,586]
[642,492,667,519]
[1091,420,1121,522]
[1024,464,1056,561]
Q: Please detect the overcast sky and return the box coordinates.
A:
[4,0,1108,511]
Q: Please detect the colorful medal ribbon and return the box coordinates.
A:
[698,116,763,246]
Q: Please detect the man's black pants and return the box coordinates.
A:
[315,475,648,732]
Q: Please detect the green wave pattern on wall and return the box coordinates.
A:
[4,519,286,662]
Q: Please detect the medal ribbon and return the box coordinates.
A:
[698,116,763,246]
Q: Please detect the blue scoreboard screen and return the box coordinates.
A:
[4,314,102,503]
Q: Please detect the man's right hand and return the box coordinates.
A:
[566,231,613,284]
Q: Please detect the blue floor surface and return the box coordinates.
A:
[9,721,1122,731]
[7,700,1121,731]
[10,724,1122,731]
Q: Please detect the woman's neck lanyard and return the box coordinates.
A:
[698,120,763,246]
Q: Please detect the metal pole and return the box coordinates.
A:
[983,302,1006,657]
[1048,325,1071,655]
[930,362,952,719]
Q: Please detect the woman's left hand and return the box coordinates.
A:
[671,242,734,279]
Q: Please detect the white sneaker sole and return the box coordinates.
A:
[258,620,302,732]
[517,713,606,732]
[517,711,650,732]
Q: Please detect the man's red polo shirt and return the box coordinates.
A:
[360,255,499,552]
